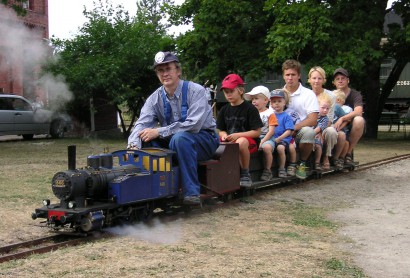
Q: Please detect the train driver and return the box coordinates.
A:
[127,51,220,206]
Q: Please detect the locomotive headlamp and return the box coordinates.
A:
[68,201,76,209]
[42,199,50,206]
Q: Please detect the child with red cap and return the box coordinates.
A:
[216,74,263,187]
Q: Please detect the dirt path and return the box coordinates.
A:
[273,158,410,277]
[331,160,410,278]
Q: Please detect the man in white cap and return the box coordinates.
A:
[128,51,219,205]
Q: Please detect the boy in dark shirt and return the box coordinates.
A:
[217,74,263,187]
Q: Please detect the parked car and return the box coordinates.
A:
[0,94,72,140]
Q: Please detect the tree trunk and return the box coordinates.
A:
[363,64,382,139]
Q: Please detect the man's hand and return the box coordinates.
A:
[139,128,159,142]
[333,118,343,131]
[127,143,139,150]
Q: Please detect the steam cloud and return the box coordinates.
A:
[0,6,73,110]
[107,217,183,244]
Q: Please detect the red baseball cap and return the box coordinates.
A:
[221,74,244,90]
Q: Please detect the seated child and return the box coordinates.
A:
[217,74,263,187]
[245,86,277,181]
[332,90,351,170]
[334,89,353,114]
[268,89,296,178]
[314,93,332,170]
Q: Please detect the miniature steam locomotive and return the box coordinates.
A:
[32,143,240,233]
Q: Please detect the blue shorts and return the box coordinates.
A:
[261,139,275,152]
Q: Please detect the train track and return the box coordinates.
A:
[355,153,410,171]
[1,154,408,264]
[0,232,111,264]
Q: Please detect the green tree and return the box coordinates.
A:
[137,0,175,27]
[169,0,274,84]
[44,0,174,137]
[265,0,409,138]
[172,0,409,139]
[1,0,27,16]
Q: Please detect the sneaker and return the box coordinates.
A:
[315,163,322,171]
[260,169,272,181]
[278,168,287,178]
[183,196,201,205]
[287,165,296,176]
[334,158,344,170]
[295,162,307,179]
[344,154,354,166]
[240,174,253,188]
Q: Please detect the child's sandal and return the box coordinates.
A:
[322,162,330,170]
[315,163,322,171]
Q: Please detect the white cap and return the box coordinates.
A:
[245,86,270,100]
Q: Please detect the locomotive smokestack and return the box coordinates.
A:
[68,145,76,170]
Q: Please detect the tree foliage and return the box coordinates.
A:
[1,0,27,16]
[169,0,274,84]
[264,0,409,138]
[44,0,174,136]
[137,0,175,27]
[171,0,409,138]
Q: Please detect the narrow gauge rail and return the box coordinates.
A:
[0,233,111,263]
[226,154,410,196]
[355,153,410,171]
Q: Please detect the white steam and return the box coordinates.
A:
[38,73,73,110]
[0,6,73,109]
[107,217,183,244]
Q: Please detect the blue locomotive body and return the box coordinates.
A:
[108,148,179,204]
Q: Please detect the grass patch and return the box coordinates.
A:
[326,257,366,277]
[261,230,302,243]
[0,137,126,207]
[290,203,335,229]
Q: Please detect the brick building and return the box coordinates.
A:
[0,0,48,100]
[1,1,127,134]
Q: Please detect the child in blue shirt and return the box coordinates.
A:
[269,89,296,178]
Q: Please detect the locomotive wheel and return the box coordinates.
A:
[138,206,153,221]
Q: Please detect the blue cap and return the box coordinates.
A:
[270,89,286,99]
[153,51,179,68]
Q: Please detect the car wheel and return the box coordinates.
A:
[22,134,34,140]
[50,120,65,139]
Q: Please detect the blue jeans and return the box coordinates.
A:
[147,130,220,197]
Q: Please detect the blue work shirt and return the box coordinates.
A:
[128,80,216,148]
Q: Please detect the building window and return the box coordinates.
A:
[21,0,34,10]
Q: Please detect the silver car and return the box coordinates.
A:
[0,94,72,140]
